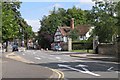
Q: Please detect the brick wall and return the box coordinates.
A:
[98,44,116,55]
[98,40,119,57]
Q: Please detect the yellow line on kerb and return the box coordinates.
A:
[49,68,64,80]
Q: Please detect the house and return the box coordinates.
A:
[76,25,94,40]
[51,18,94,50]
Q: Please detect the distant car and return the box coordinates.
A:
[53,45,62,51]
[12,43,18,52]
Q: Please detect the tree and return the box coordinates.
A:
[2,2,34,51]
[69,29,79,41]
[0,2,2,42]
[90,0,117,43]
[38,31,53,49]
[115,1,120,37]
[66,6,88,26]
[2,2,22,51]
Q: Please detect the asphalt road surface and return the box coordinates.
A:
[2,54,59,80]
[15,50,120,80]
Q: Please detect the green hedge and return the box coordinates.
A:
[72,42,93,50]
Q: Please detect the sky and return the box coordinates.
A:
[20,0,95,32]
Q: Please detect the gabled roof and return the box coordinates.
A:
[57,25,91,36]
[75,25,90,36]
[58,26,71,36]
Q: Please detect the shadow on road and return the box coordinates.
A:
[29,61,120,72]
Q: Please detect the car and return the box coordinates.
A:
[12,43,18,52]
[53,45,62,51]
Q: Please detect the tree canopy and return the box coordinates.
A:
[2,2,34,43]
[2,2,34,51]
[2,2,22,42]
[89,0,118,43]
[115,1,120,36]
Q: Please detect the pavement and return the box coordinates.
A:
[46,51,119,63]
[69,53,119,63]
[28,50,119,63]
[2,52,63,80]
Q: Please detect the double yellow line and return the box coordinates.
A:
[50,69,64,80]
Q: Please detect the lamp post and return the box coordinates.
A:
[19,27,24,47]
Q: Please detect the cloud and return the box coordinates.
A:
[53,3,62,8]
[79,0,93,3]
[25,19,40,32]
[20,0,94,2]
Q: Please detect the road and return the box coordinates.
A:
[14,50,120,80]
[2,53,60,80]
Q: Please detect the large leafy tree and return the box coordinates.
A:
[115,1,120,37]
[90,0,117,43]
[2,2,34,51]
[2,2,21,41]
[66,6,88,26]
[2,2,22,51]
[0,2,2,42]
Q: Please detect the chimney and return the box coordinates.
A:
[70,18,74,30]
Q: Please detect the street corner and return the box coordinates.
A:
[5,52,34,64]
[49,68,64,80]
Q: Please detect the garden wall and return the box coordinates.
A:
[98,39,119,57]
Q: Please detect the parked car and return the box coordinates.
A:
[53,45,62,51]
[12,43,18,52]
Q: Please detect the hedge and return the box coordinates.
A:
[72,42,93,50]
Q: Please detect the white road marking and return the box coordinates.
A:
[75,64,88,67]
[58,60,67,62]
[35,57,41,60]
[58,64,100,77]
[75,60,80,62]
[50,55,54,56]
[55,57,61,60]
[82,67,100,76]
[108,67,114,71]
[33,52,36,54]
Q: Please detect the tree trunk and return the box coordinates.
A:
[5,40,8,52]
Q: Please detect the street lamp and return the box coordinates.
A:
[19,27,24,47]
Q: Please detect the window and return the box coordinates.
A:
[54,35,63,41]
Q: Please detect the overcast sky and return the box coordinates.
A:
[20,0,94,32]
